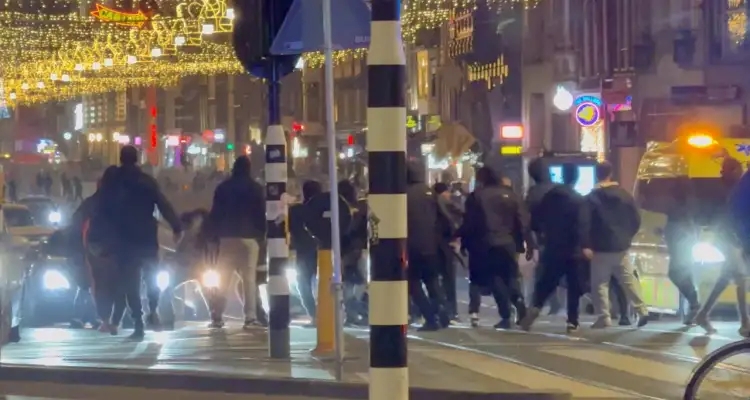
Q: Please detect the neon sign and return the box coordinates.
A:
[573,94,603,127]
[91,4,149,28]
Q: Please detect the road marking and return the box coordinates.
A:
[409,336,657,398]
[413,346,636,398]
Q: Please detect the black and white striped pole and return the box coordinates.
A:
[366,0,408,398]
[266,59,290,359]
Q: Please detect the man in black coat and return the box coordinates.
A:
[289,180,322,324]
[406,162,450,331]
[91,146,182,339]
[203,155,266,330]
[520,162,589,333]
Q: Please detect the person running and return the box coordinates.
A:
[695,157,749,335]
[582,161,649,329]
[520,163,588,333]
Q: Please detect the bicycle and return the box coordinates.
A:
[684,339,750,399]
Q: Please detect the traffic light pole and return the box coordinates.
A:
[266,58,291,359]
[366,0,408,399]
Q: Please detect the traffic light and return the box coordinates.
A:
[232,0,298,80]
[226,143,235,151]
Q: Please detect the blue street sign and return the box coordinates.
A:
[270,0,371,55]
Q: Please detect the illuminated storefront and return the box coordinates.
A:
[574,94,606,161]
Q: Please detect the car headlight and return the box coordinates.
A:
[692,242,726,264]
[156,270,170,291]
[48,211,61,224]
[201,269,220,288]
[43,269,70,290]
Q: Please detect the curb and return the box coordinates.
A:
[0,364,571,400]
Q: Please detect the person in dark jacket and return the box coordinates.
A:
[434,182,462,321]
[663,176,701,324]
[72,176,83,202]
[203,155,266,330]
[406,162,450,331]
[339,180,368,325]
[91,146,182,339]
[525,157,563,315]
[695,157,749,336]
[582,161,648,329]
[458,167,534,329]
[289,180,322,324]
[520,163,589,333]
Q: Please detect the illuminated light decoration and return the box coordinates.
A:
[150,47,162,57]
[92,62,102,70]
[95,133,103,142]
[90,4,149,28]
[88,133,96,141]
[553,86,574,111]
[9,92,16,100]
[20,83,28,91]
[225,8,234,19]
[174,36,186,46]
[500,124,524,139]
[103,58,113,67]
[126,55,137,64]
[500,145,523,155]
[575,102,601,127]
[60,74,71,82]
[36,81,44,89]
[74,64,84,72]
[50,73,58,81]
[201,23,214,35]
[150,106,158,149]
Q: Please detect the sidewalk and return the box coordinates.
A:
[0,323,568,399]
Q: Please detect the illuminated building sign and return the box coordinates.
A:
[500,124,524,140]
[500,146,523,155]
[74,103,83,130]
[91,4,149,28]
[575,102,601,127]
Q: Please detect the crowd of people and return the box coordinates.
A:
[52,145,750,340]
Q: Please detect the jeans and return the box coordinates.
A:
[590,251,647,320]
[217,238,260,321]
[115,247,159,326]
[667,237,700,309]
[533,251,584,325]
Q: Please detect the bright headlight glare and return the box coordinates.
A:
[43,269,70,290]
[202,269,220,288]
[156,270,170,291]
[692,242,726,263]
[285,267,297,282]
[48,211,61,223]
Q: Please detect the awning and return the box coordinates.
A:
[432,122,475,159]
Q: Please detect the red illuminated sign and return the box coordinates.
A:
[91,4,149,28]
[347,135,354,145]
[150,124,157,148]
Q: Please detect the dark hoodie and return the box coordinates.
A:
[525,157,556,239]
[406,162,441,256]
[205,156,266,240]
[289,181,322,254]
[92,163,181,253]
[582,182,640,252]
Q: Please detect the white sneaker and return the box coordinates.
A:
[590,316,612,329]
[470,313,479,327]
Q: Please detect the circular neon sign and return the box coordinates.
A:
[575,102,601,127]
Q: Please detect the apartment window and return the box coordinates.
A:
[416,50,430,99]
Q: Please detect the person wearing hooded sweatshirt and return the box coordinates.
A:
[524,158,564,314]
[521,163,589,333]
[581,161,649,329]
[289,180,322,324]
[458,167,534,329]
[406,161,450,331]
[203,155,266,330]
[696,157,749,336]
[90,146,182,339]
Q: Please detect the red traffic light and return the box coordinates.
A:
[347,134,354,145]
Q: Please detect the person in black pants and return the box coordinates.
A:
[459,167,534,329]
[289,180,322,326]
[434,182,463,322]
[406,162,450,331]
[520,163,588,333]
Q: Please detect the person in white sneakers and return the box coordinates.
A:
[582,161,649,329]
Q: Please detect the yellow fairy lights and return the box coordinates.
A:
[303,0,541,68]
[0,0,540,103]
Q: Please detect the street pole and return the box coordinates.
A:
[321,0,345,381]
[266,58,291,359]
[366,0,408,399]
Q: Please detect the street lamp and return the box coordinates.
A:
[553,85,574,111]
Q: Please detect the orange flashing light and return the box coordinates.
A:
[686,134,716,149]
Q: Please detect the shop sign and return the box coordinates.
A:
[500,145,523,155]
[213,128,226,143]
